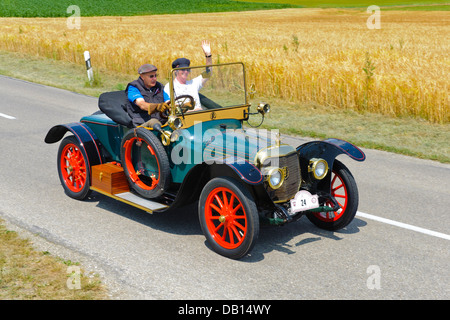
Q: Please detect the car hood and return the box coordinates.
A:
[201,126,295,167]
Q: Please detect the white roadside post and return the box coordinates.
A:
[84,50,94,85]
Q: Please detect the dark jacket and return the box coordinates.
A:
[125,77,165,127]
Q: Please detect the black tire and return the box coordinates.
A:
[120,127,171,199]
[306,160,359,231]
[57,136,91,200]
[199,177,259,259]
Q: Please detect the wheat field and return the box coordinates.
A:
[0,9,448,123]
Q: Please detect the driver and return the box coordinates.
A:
[126,63,169,127]
[164,40,212,112]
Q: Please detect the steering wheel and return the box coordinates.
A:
[159,107,170,120]
[159,95,195,119]
[159,95,196,119]
[175,95,196,114]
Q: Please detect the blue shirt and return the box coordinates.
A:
[127,85,143,103]
[128,85,170,103]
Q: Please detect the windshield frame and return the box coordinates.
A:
[168,62,249,117]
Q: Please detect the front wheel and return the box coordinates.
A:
[199,177,259,259]
[306,160,359,231]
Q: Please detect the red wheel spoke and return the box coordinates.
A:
[232,220,246,232]
[227,227,235,245]
[231,203,242,215]
[229,194,235,208]
[214,194,224,209]
[221,226,228,241]
[209,203,222,215]
[313,170,349,222]
[214,222,224,232]
[332,183,344,193]
[331,174,338,186]
[230,225,242,242]
[222,191,229,208]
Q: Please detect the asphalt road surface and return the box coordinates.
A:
[0,75,449,300]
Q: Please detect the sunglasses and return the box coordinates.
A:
[147,74,158,78]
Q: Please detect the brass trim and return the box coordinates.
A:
[254,144,296,168]
[265,167,286,190]
[263,151,301,203]
[178,105,250,129]
[160,130,172,146]
[167,115,183,131]
[308,158,329,180]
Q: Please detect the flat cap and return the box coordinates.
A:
[138,64,157,74]
[172,58,190,69]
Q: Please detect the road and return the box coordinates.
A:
[0,75,449,300]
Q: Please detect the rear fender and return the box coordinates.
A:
[44,122,103,167]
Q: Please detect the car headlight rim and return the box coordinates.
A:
[309,158,328,180]
[266,167,284,190]
[168,115,183,130]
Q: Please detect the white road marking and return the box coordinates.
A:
[0,112,16,120]
[356,211,450,241]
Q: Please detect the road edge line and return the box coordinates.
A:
[356,211,450,241]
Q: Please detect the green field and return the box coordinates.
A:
[0,0,297,17]
[1,0,448,17]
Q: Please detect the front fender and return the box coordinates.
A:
[214,156,263,185]
[322,138,365,162]
[296,138,364,194]
[44,122,103,166]
[297,138,365,166]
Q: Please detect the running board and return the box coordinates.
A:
[90,186,169,212]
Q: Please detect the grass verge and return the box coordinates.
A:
[0,218,108,299]
[0,50,448,163]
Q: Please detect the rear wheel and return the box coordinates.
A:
[57,136,91,200]
[306,160,359,231]
[199,177,259,259]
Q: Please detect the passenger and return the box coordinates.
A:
[126,64,169,128]
[164,40,212,111]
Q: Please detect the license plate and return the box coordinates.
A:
[290,190,319,213]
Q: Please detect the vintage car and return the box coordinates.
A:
[45,62,365,259]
